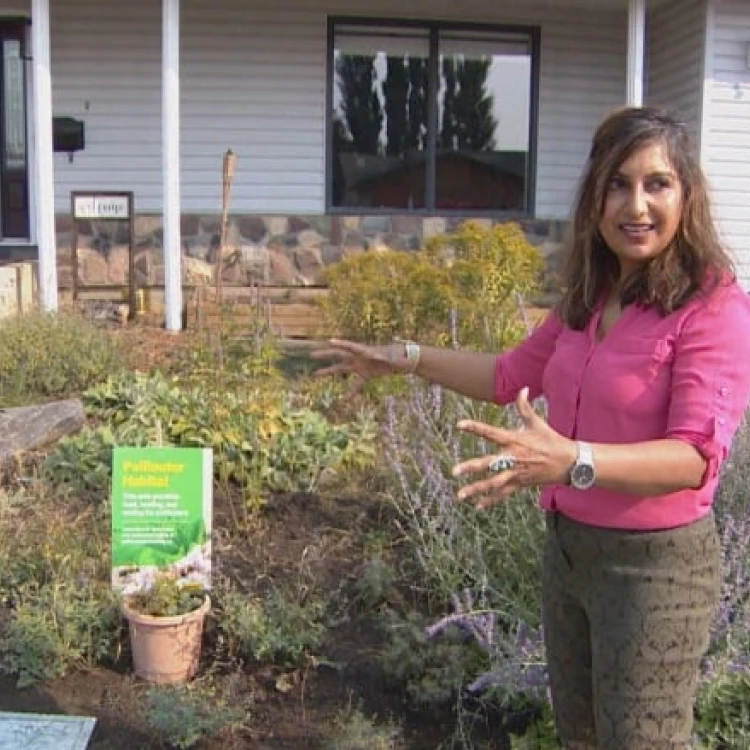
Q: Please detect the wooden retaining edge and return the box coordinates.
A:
[187,286,326,338]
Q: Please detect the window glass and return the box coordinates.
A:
[330,21,536,213]
[332,26,430,209]
[3,39,25,170]
[436,31,531,211]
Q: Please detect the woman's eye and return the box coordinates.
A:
[647,178,670,191]
[608,178,626,191]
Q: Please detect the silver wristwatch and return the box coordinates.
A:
[569,441,596,490]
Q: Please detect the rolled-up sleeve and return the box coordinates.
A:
[494,310,563,404]
[666,285,750,484]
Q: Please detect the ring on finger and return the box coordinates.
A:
[488,454,516,473]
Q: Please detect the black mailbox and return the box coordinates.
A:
[53,117,85,153]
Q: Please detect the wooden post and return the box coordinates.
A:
[216,149,236,305]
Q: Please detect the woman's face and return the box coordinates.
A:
[598,141,683,278]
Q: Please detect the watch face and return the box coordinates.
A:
[571,463,596,490]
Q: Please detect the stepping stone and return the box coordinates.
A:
[0,713,96,749]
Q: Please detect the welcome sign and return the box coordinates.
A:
[111,446,213,594]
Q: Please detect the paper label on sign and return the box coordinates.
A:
[73,195,130,219]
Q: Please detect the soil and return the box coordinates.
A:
[0,322,466,750]
[0,490,450,749]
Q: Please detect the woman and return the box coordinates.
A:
[311,107,750,749]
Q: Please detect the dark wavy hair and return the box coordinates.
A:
[557,106,734,330]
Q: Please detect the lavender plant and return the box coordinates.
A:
[377,303,552,745]
[382,380,545,626]
[694,414,750,747]
[380,302,750,747]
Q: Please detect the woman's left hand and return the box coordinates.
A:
[452,387,577,509]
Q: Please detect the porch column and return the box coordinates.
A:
[626,0,647,106]
[31,0,57,311]
[162,0,182,331]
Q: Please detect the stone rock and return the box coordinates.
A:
[223,221,243,251]
[55,215,75,234]
[342,245,365,258]
[135,216,163,237]
[296,229,324,249]
[238,244,270,271]
[75,233,96,251]
[293,246,323,279]
[92,220,130,246]
[268,249,300,285]
[0,399,85,462]
[288,216,312,233]
[321,244,343,265]
[340,216,361,232]
[58,266,74,288]
[74,219,94,236]
[56,243,73,264]
[343,231,366,248]
[107,245,131,285]
[184,256,214,285]
[391,215,422,234]
[266,216,289,236]
[181,214,200,236]
[183,234,211,261]
[422,217,446,238]
[237,216,269,244]
[367,238,391,253]
[218,256,245,285]
[151,265,166,285]
[386,233,420,251]
[77,248,108,285]
[361,215,391,233]
[199,216,221,235]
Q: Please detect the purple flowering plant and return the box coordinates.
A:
[378,302,750,745]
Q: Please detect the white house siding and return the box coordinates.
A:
[701,0,750,287]
[47,0,627,219]
[646,0,706,148]
[49,0,162,212]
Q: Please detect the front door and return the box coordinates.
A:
[0,20,29,239]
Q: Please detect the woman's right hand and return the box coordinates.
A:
[309,339,412,387]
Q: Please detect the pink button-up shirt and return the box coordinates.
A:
[494,281,750,530]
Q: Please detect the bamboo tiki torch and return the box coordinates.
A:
[216,149,236,304]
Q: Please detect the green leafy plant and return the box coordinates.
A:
[218,587,326,667]
[125,574,206,617]
[507,697,561,749]
[694,669,750,749]
[424,220,543,350]
[145,683,245,749]
[324,704,405,749]
[0,309,126,406]
[321,248,453,345]
[0,580,122,687]
[44,371,377,510]
[321,220,542,350]
[380,609,485,708]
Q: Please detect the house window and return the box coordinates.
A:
[328,19,539,214]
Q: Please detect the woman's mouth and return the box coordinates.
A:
[620,223,656,243]
[620,223,655,235]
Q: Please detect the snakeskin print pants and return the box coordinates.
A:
[542,511,720,750]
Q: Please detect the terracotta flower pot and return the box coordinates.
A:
[122,595,211,684]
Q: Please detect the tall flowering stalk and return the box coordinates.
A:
[702,414,750,682]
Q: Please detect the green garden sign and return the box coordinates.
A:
[111,446,213,594]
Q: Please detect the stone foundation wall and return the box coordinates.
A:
[55,213,568,294]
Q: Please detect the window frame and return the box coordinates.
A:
[325,15,541,218]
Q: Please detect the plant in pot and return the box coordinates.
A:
[121,572,211,685]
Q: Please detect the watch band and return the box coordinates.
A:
[577,441,593,465]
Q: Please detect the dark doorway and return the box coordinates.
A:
[0,20,29,239]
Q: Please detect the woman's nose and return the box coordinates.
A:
[627,185,649,216]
